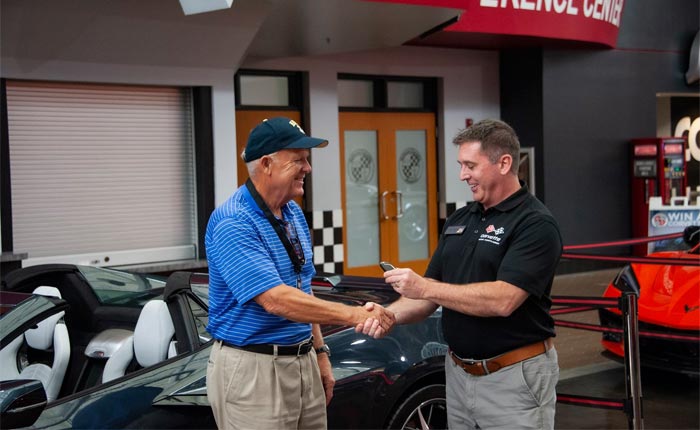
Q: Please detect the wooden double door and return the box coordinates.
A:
[339,112,438,277]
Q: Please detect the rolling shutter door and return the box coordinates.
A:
[7,80,196,267]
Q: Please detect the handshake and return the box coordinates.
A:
[354,302,395,339]
[352,265,427,339]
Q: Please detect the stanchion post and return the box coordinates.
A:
[614,265,644,430]
[622,292,644,430]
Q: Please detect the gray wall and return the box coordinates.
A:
[502,0,699,263]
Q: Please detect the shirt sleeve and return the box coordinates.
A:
[497,217,563,298]
[210,217,284,304]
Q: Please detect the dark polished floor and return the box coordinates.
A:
[556,365,699,430]
[551,269,700,430]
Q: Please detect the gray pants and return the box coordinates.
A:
[446,347,559,430]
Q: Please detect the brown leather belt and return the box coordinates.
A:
[449,338,554,376]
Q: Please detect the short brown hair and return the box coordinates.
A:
[453,119,520,175]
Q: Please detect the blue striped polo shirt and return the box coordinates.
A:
[205,184,315,346]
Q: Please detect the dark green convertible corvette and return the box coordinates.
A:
[1,264,448,429]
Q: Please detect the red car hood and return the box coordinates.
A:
[603,249,700,330]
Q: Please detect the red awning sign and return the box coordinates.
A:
[451,0,625,47]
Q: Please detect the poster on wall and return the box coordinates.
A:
[671,96,700,191]
[647,197,700,253]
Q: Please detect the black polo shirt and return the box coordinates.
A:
[425,185,562,359]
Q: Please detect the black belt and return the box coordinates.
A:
[219,337,314,356]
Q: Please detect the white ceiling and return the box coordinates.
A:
[0,0,460,70]
[247,0,461,58]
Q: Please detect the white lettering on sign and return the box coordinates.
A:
[480,0,624,27]
[537,0,554,12]
[554,0,566,13]
[674,116,700,163]
[520,0,535,11]
[583,0,624,26]
[651,211,700,228]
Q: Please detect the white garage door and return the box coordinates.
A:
[7,80,197,267]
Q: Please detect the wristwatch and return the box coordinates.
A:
[315,344,331,357]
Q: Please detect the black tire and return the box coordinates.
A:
[387,384,447,430]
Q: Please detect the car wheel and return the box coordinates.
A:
[387,384,447,430]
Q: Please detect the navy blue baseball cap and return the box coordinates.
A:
[242,117,328,162]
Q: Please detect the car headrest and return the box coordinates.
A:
[33,286,62,299]
[25,286,65,350]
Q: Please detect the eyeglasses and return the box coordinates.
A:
[283,220,305,265]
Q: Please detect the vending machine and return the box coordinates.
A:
[630,137,687,254]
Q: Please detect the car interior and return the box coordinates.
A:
[0,265,207,401]
[0,286,70,402]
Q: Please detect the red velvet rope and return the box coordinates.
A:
[562,231,699,266]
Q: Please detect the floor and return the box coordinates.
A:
[550,269,699,430]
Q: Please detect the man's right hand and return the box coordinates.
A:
[355,302,395,339]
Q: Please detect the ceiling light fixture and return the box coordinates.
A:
[179,0,233,16]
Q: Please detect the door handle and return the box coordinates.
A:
[380,190,403,220]
[394,190,404,219]
[381,190,391,220]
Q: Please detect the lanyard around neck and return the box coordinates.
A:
[245,179,304,274]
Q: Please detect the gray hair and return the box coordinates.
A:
[242,149,276,177]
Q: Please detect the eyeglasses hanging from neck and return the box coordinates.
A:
[282,220,305,265]
[245,179,306,289]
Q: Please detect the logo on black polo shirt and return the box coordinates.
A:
[480,224,504,245]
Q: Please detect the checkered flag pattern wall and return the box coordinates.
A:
[308,209,344,274]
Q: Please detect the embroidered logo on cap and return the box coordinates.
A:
[288,119,305,134]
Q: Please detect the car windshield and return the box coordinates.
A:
[190,275,210,306]
[0,293,61,345]
[76,266,166,306]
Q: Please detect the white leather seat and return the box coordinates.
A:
[13,286,70,402]
[100,299,175,382]
[134,299,176,367]
[0,335,24,380]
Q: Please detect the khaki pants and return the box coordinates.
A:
[446,347,559,429]
[207,341,327,430]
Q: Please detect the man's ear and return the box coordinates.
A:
[499,154,513,175]
[260,155,273,172]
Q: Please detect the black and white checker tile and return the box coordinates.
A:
[308,209,344,274]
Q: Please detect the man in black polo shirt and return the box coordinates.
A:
[359,119,562,429]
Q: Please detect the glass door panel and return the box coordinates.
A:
[396,130,429,262]
[344,131,380,268]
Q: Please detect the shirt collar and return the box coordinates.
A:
[240,184,292,220]
[469,181,529,214]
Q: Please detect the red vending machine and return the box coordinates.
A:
[630,137,687,255]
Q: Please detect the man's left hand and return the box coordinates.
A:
[385,268,427,300]
[317,352,335,405]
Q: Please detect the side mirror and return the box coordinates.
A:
[612,265,640,296]
[0,379,47,429]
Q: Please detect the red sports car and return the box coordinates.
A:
[598,226,700,375]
